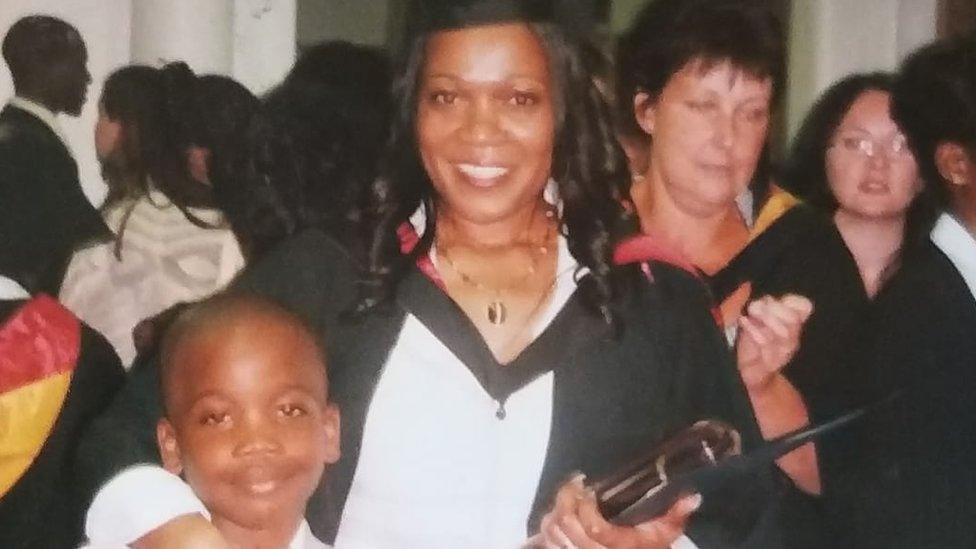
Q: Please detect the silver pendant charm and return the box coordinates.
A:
[487,300,507,325]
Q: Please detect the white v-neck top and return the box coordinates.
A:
[0,274,29,300]
[334,315,555,548]
[334,237,578,549]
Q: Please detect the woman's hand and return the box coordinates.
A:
[533,475,700,549]
[736,294,813,391]
[129,513,230,549]
[735,294,821,494]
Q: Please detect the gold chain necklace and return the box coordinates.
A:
[438,249,537,325]
[437,210,556,326]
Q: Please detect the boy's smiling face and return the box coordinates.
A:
[157,307,339,540]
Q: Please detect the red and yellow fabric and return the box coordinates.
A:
[0,294,80,497]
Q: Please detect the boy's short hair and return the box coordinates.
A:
[158,291,326,415]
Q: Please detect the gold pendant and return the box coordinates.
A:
[487,300,507,325]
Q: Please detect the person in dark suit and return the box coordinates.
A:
[0,15,109,295]
[0,160,124,547]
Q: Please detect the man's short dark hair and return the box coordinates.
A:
[2,15,84,88]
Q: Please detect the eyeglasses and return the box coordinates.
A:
[830,132,913,159]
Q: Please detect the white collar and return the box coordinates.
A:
[289,520,326,549]
[931,212,976,301]
[7,96,70,150]
[0,275,30,300]
[736,189,755,227]
[198,509,324,549]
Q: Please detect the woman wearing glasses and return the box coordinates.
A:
[784,72,932,299]
[809,37,976,549]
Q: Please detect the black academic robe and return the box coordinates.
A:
[816,242,976,548]
[709,204,870,419]
[77,229,813,547]
[0,297,124,549]
[0,105,110,294]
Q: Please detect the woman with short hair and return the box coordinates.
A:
[616,0,859,498]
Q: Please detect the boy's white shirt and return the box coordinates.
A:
[83,465,327,548]
[0,275,30,300]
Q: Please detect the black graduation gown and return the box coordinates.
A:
[816,242,976,548]
[709,204,870,420]
[0,297,124,549]
[0,106,110,294]
[77,229,808,547]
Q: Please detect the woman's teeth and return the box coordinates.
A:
[457,164,508,179]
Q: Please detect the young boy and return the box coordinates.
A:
[154,293,340,549]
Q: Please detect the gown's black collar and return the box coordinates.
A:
[395,263,609,409]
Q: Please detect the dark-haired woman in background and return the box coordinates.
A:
[815,35,976,549]
[217,41,391,261]
[784,73,929,298]
[779,72,933,545]
[616,0,865,500]
[79,2,810,548]
[59,64,255,366]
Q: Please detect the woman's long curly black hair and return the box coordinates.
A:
[355,22,634,326]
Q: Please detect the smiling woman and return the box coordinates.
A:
[417,24,555,227]
[78,1,812,548]
[414,23,560,360]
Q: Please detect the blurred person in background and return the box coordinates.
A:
[59,64,256,366]
[0,15,108,295]
[218,41,391,260]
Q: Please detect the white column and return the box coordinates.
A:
[786,0,937,140]
[232,0,296,95]
[130,0,234,74]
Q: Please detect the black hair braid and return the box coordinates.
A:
[156,61,217,228]
[538,24,632,327]
[354,35,431,315]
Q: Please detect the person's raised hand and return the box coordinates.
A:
[736,294,813,391]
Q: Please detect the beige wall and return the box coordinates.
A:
[297,0,392,48]
[786,0,937,139]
